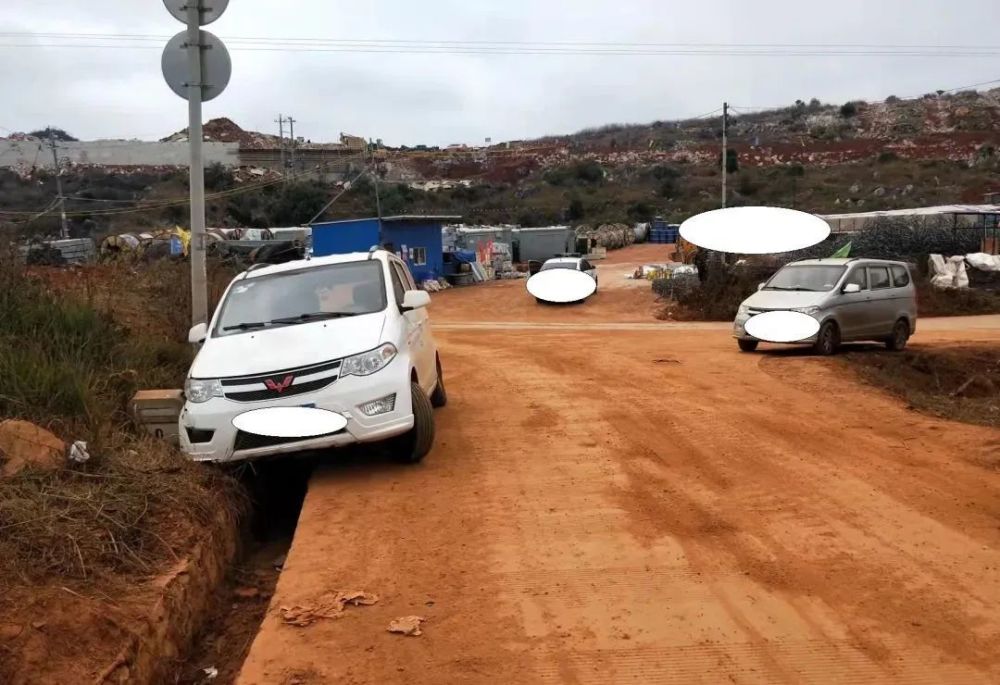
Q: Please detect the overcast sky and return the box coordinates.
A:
[2,0,999,146]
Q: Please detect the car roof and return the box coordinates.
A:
[544,257,582,264]
[242,250,393,279]
[787,257,908,267]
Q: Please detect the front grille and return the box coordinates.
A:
[220,358,342,402]
[233,429,344,452]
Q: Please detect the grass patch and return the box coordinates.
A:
[840,345,1000,431]
[0,244,245,584]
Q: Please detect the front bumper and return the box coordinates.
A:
[178,360,414,463]
[732,312,819,344]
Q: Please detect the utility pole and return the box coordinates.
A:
[186,2,208,327]
[286,116,296,173]
[371,141,384,238]
[48,131,69,239]
[275,114,286,182]
[721,102,728,209]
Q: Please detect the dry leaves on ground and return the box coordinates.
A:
[279,591,379,627]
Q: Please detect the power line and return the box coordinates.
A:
[3,39,1000,58]
[5,32,1000,50]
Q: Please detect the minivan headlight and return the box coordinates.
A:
[185,378,224,403]
[341,343,397,378]
[792,306,820,315]
[738,303,750,315]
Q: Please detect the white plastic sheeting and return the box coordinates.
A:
[965,252,1000,272]
[928,254,969,289]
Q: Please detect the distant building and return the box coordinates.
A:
[339,133,366,150]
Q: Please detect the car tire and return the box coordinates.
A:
[535,297,545,305]
[393,382,435,464]
[885,319,909,351]
[738,339,759,352]
[814,321,840,356]
[430,357,448,408]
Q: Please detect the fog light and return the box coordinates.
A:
[359,394,396,417]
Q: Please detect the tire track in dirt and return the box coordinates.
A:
[235,283,999,684]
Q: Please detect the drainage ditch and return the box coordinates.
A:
[173,457,313,685]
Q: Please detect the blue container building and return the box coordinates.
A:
[310,215,460,283]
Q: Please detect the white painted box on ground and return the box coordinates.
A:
[130,389,184,444]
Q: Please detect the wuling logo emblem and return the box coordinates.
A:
[264,375,294,393]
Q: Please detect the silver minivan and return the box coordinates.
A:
[733,258,917,355]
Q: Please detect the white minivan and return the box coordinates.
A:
[178,249,446,464]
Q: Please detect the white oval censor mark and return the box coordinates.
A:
[744,310,821,344]
[679,206,830,255]
[527,269,597,303]
[232,406,348,438]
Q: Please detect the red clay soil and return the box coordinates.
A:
[234,291,1000,684]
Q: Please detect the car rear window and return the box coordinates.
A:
[891,265,910,287]
[540,262,578,271]
[868,266,891,290]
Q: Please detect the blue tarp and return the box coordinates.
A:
[451,250,477,264]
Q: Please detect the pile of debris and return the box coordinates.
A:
[576,223,636,251]
[160,117,283,149]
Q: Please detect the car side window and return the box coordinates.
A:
[868,266,891,290]
[388,263,406,305]
[891,265,910,287]
[581,260,592,271]
[393,261,416,290]
[844,267,867,290]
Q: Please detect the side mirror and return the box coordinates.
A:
[842,283,861,294]
[188,322,208,344]
[401,290,431,310]
[757,283,765,291]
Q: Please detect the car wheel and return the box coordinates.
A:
[738,339,759,352]
[393,382,435,464]
[814,321,840,356]
[885,319,909,351]
[430,357,448,408]
[535,297,545,305]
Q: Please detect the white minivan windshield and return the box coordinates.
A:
[765,265,846,292]
[214,261,387,337]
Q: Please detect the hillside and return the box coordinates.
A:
[3,89,1000,237]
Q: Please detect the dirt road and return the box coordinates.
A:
[237,255,1000,684]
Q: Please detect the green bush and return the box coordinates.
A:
[0,252,192,432]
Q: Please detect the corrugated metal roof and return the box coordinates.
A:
[313,215,461,226]
[821,204,1000,221]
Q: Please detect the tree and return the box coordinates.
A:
[627,202,655,222]
[808,98,822,110]
[840,101,858,118]
[566,198,585,220]
[29,127,78,142]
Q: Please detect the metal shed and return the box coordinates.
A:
[512,226,573,262]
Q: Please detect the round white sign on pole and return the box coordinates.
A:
[161,30,232,102]
[163,0,230,26]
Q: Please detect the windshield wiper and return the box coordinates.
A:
[223,321,269,331]
[269,311,359,325]
[766,286,815,292]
